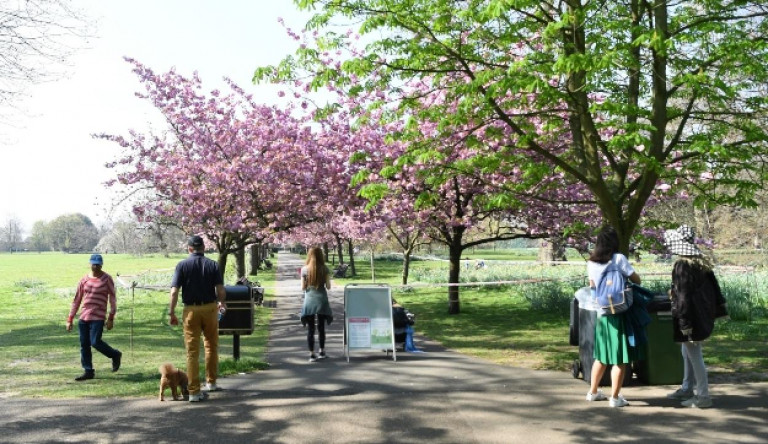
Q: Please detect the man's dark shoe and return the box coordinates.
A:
[112,351,122,372]
[75,371,95,381]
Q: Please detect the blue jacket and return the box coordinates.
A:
[624,284,653,348]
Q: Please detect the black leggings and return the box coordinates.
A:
[305,314,329,351]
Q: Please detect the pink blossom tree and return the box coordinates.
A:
[100,58,363,274]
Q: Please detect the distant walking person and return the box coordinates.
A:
[664,225,727,409]
[66,254,122,381]
[301,247,333,362]
[584,227,641,407]
[169,235,227,402]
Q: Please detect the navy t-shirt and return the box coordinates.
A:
[171,253,223,305]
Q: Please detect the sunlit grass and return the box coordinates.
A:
[0,252,272,398]
[2,250,766,399]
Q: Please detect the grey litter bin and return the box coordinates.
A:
[570,289,632,386]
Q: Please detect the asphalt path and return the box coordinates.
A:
[1,252,767,443]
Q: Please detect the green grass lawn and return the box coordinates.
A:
[0,252,272,398]
[3,250,766,398]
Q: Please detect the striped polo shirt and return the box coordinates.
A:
[68,273,117,322]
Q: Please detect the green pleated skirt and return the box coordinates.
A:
[593,313,644,365]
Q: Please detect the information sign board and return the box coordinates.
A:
[344,284,395,361]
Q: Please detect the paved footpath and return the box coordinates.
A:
[2,252,767,443]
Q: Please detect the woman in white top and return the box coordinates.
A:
[300,247,333,362]
[585,227,641,407]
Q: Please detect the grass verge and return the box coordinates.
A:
[1,252,271,398]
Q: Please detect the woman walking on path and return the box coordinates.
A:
[584,227,641,407]
[664,225,728,409]
[301,247,333,362]
[66,254,122,381]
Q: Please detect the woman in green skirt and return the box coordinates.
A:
[585,227,641,407]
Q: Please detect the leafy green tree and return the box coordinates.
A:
[27,221,50,252]
[47,213,99,252]
[263,0,768,253]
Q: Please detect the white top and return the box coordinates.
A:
[586,253,635,287]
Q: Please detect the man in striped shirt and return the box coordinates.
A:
[66,254,122,381]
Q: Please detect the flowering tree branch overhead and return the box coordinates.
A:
[99,58,367,272]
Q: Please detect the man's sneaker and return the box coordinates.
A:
[309,354,318,363]
[112,351,122,372]
[681,395,712,408]
[586,390,607,401]
[318,351,328,360]
[74,371,95,381]
[204,382,221,392]
[189,392,209,403]
[667,388,694,400]
[609,395,629,408]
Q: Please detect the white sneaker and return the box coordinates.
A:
[204,382,220,392]
[681,396,712,408]
[609,395,629,408]
[189,392,208,402]
[586,390,607,401]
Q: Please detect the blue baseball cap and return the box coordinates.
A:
[89,254,104,265]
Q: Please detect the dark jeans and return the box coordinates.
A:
[78,319,119,371]
[305,314,330,352]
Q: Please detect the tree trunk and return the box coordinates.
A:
[217,253,228,282]
[249,243,260,276]
[448,243,462,314]
[347,239,356,276]
[402,246,412,285]
[538,238,553,262]
[539,236,567,262]
[335,235,344,265]
[234,247,246,278]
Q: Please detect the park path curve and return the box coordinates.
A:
[1,251,766,443]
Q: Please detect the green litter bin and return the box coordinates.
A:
[635,290,684,385]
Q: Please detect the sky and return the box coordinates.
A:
[1,0,311,235]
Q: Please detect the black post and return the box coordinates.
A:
[233,334,241,360]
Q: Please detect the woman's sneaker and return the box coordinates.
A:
[318,351,327,360]
[309,354,318,363]
[609,395,629,408]
[586,390,607,401]
[681,396,712,408]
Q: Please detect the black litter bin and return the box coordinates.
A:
[219,285,255,336]
[570,295,632,386]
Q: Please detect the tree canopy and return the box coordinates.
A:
[259,0,768,253]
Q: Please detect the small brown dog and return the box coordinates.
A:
[158,363,189,401]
